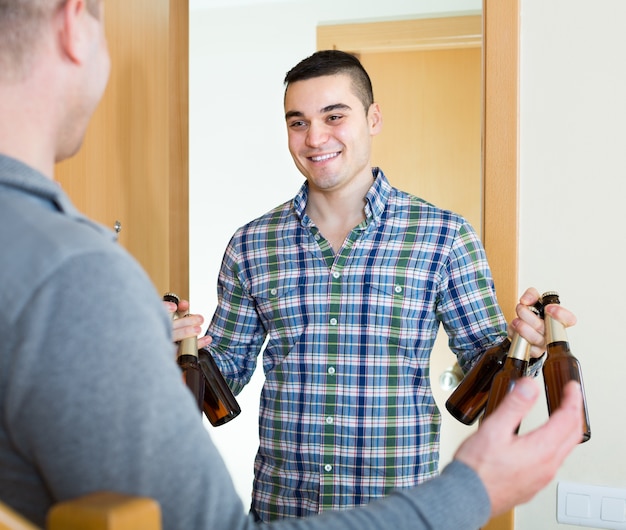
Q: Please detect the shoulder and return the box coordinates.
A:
[0,191,150,324]
[386,186,470,231]
[228,199,296,248]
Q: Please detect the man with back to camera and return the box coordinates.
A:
[0,3,582,529]
[205,49,559,521]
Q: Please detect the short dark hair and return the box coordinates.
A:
[284,50,374,113]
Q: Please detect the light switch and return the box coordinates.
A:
[558,481,626,529]
[566,493,591,518]
[602,497,626,523]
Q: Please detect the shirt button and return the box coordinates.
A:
[270,288,277,296]
[332,271,341,279]
[327,366,336,375]
[325,416,334,425]
[394,285,403,294]
[330,318,338,326]
[324,464,333,472]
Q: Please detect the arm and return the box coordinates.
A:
[438,221,508,371]
[10,253,581,530]
[205,238,268,394]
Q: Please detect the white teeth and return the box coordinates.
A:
[311,152,339,162]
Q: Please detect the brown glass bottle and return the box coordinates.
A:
[542,291,591,443]
[197,349,241,426]
[163,292,241,426]
[445,337,511,425]
[483,330,532,431]
[483,305,540,426]
[163,293,205,412]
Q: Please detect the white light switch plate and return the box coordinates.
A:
[558,481,626,529]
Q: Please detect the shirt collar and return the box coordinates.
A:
[365,167,391,224]
[292,167,392,228]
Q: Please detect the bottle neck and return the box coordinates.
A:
[545,314,568,345]
[178,336,199,358]
[507,332,530,361]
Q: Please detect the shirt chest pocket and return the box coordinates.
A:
[249,274,304,343]
[363,272,438,341]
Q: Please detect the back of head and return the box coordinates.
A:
[0,0,107,174]
[0,0,101,83]
[284,49,374,113]
[0,0,54,82]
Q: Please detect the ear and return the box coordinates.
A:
[368,102,383,136]
[57,0,91,65]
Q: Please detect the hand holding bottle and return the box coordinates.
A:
[510,287,577,360]
[163,293,206,412]
[446,287,579,426]
[163,297,212,350]
[163,292,241,426]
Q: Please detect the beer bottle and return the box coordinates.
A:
[542,291,590,443]
[163,293,241,426]
[163,293,205,412]
[198,349,241,426]
[482,307,539,429]
[445,337,511,425]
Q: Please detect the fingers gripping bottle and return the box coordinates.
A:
[163,293,241,426]
[163,292,205,412]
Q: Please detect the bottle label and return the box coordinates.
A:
[545,315,568,344]
[508,333,530,361]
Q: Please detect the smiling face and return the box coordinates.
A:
[284,73,382,195]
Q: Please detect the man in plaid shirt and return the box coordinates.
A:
[205,50,546,522]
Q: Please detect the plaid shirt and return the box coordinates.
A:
[208,169,507,521]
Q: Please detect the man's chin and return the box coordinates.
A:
[55,138,85,164]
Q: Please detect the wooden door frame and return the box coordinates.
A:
[169,0,190,298]
[55,0,189,298]
[318,3,519,529]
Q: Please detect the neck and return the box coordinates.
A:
[305,169,374,252]
[0,77,58,179]
[306,168,373,224]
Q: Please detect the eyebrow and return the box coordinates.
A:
[285,103,352,120]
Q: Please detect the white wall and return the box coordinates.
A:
[514,0,626,527]
[190,1,624,527]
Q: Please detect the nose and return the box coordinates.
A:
[305,121,329,148]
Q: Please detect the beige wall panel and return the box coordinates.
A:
[363,48,482,233]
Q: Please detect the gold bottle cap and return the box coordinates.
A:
[541,290,559,298]
[541,291,560,305]
[163,292,180,304]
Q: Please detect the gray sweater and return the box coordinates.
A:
[0,153,490,530]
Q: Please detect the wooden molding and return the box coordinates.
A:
[482,0,519,324]
[317,15,481,53]
[169,0,190,299]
